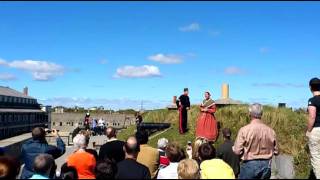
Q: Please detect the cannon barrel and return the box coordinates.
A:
[137,122,171,132]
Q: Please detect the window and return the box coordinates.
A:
[53,122,55,126]
[60,122,62,126]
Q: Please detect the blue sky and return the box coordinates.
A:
[0,2,319,110]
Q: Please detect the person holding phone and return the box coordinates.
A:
[20,127,65,179]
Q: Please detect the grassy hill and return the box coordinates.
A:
[118,105,310,178]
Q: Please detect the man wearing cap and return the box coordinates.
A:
[216,128,240,177]
[176,88,190,134]
[306,77,320,179]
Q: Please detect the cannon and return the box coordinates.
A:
[137,122,171,135]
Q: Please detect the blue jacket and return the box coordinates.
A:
[20,137,65,179]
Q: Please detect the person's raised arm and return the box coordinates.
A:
[46,129,65,159]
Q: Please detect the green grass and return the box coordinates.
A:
[118,105,310,179]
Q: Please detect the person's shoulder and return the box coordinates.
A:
[86,148,97,155]
[116,140,125,144]
[309,96,320,105]
[308,97,315,105]
[238,125,248,133]
[112,140,125,147]
[138,161,150,170]
[141,145,159,154]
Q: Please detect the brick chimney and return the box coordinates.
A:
[23,87,28,96]
[172,96,177,104]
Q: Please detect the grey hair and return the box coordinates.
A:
[157,138,169,149]
[249,103,263,119]
[73,134,87,149]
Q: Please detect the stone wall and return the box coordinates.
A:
[51,112,136,132]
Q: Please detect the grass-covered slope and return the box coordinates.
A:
[119,105,310,178]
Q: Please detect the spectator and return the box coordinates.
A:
[177,159,200,179]
[20,127,65,179]
[233,103,279,179]
[95,159,117,180]
[136,130,160,178]
[216,128,240,177]
[67,134,96,179]
[60,163,78,180]
[78,130,98,160]
[30,154,56,179]
[157,138,170,169]
[157,142,186,179]
[99,127,125,163]
[0,155,20,179]
[186,140,193,159]
[135,112,143,125]
[307,77,320,179]
[98,118,105,135]
[192,138,206,165]
[198,143,235,179]
[91,119,98,136]
[116,136,150,179]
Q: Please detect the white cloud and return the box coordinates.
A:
[0,73,17,81]
[224,66,246,75]
[259,47,270,53]
[148,54,183,64]
[179,23,200,32]
[0,59,7,66]
[8,60,65,81]
[114,65,161,78]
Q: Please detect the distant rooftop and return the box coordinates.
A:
[0,86,35,99]
[215,98,242,105]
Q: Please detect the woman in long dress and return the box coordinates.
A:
[195,91,218,142]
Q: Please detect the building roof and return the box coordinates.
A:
[215,98,242,105]
[0,108,44,113]
[0,86,35,99]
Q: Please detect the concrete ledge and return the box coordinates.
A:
[0,133,31,158]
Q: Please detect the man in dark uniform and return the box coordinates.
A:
[84,113,90,131]
[135,112,143,132]
[176,88,190,134]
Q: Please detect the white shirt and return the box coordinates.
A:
[157,162,179,179]
[98,119,105,127]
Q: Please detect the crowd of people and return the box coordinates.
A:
[0,77,319,179]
